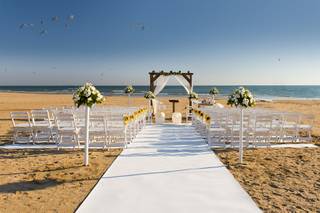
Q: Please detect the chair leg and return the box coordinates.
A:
[75,134,80,148]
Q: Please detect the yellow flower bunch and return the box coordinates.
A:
[204,114,211,124]
[123,115,130,125]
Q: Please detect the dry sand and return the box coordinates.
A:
[0,148,121,213]
[1,92,320,212]
[216,148,320,212]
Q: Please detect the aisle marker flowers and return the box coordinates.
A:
[209,87,219,96]
[189,91,199,99]
[227,87,255,108]
[73,83,105,107]
[227,86,255,164]
[124,86,135,94]
[144,91,156,99]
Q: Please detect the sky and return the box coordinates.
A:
[1,0,320,85]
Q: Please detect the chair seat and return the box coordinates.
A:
[209,127,226,132]
[33,124,51,128]
[255,127,270,132]
[14,123,32,128]
[299,124,312,129]
[58,127,79,133]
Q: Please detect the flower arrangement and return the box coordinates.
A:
[204,114,211,124]
[227,87,255,108]
[209,87,219,96]
[123,108,148,126]
[124,86,135,94]
[144,91,156,99]
[189,91,199,99]
[73,83,105,108]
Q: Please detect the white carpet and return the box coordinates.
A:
[77,124,261,213]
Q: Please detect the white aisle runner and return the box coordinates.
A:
[77,124,260,213]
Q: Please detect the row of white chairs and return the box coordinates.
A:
[192,108,313,148]
[10,106,147,149]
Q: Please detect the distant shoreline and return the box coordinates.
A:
[1,91,320,101]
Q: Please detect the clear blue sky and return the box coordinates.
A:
[1,0,320,85]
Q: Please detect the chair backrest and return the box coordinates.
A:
[282,112,299,126]
[254,114,272,129]
[90,115,107,131]
[10,111,31,127]
[31,109,51,125]
[55,112,76,130]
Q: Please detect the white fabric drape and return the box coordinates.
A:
[153,75,171,96]
[174,75,193,94]
[152,75,192,114]
[152,76,170,115]
[151,99,158,114]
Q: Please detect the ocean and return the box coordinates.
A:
[0,85,320,100]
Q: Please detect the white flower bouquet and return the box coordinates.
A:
[227,87,255,108]
[124,86,135,94]
[189,91,199,99]
[209,87,219,95]
[144,91,156,99]
[73,83,105,108]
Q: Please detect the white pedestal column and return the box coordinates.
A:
[84,106,90,166]
[239,108,244,164]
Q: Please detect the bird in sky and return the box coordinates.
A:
[19,14,75,36]
[39,29,48,36]
[68,14,75,21]
[51,16,59,22]
[133,23,146,31]
[65,14,75,29]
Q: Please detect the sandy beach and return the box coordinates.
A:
[0,92,320,211]
[216,148,320,211]
[0,148,121,212]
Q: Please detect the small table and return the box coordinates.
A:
[169,99,179,113]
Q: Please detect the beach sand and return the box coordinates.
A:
[216,148,320,212]
[0,148,121,212]
[1,92,320,212]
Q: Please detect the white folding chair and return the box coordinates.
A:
[10,111,33,144]
[31,109,55,143]
[55,112,80,149]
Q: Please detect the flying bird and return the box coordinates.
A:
[65,15,75,29]
[51,16,59,22]
[137,23,145,31]
[39,29,48,35]
[19,23,34,30]
[133,23,146,31]
[68,14,75,21]
[19,23,27,29]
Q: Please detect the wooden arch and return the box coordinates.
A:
[149,70,194,108]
